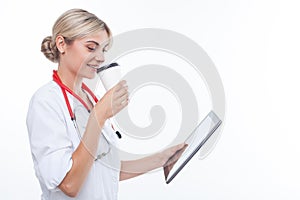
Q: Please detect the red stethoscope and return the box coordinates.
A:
[52,70,121,139]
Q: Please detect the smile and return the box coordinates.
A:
[87,64,100,69]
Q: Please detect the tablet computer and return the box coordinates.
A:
[163,110,222,184]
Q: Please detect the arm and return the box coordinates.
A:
[59,81,129,197]
[58,110,104,197]
[120,143,186,181]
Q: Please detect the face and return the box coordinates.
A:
[62,30,110,79]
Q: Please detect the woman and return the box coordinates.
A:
[26,8,185,200]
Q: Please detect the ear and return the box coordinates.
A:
[56,35,66,54]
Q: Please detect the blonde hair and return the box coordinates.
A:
[41,8,111,63]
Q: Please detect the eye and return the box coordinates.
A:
[103,44,109,53]
[87,46,96,51]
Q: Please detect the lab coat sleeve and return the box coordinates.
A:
[27,95,73,191]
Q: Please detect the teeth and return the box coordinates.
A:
[87,64,99,69]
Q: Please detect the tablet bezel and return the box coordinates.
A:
[164,111,222,184]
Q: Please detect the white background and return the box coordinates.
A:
[1,0,300,199]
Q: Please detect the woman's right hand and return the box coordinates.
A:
[59,82,129,197]
[95,80,129,121]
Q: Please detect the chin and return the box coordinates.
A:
[80,67,97,79]
[85,72,96,79]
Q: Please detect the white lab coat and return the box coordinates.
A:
[26,81,120,200]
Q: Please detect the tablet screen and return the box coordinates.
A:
[164,111,222,184]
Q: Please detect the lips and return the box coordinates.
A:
[87,64,100,69]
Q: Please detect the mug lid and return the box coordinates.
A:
[97,62,119,73]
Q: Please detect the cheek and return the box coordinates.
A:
[68,49,89,69]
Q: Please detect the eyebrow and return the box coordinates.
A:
[86,40,99,46]
[85,40,109,49]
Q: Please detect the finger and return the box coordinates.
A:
[172,143,186,151]
[172,149,184,161]
[113,99,129,115]
[113,80,127,92]
[117,86,129,99]
[107,81,125,97]
[170,143,187,158]
[118,91,129,103]
[115,94,129,108]
[168,143,186,156]
[112,85,128,99]
[112,90,129,106]
[119,99,129,110]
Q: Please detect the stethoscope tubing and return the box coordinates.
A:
[52,70,122,140]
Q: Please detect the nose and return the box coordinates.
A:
[95,51,105,63]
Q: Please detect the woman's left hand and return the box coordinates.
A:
[120,142,188,180]
[156,143,188,167]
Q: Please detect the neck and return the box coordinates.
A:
[57,66,83,94]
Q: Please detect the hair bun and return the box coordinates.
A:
[41,36,59,63]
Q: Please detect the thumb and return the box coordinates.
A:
[170,143,186,154]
